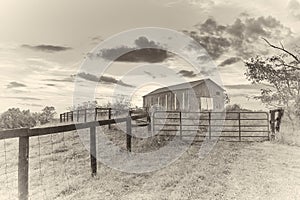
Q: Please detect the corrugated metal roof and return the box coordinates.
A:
[143,78,224,97]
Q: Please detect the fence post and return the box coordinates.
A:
[238,112,241,142]
[77,110,79,122]
[208,112,211,140]
[147,113,151,132]
[179,111,182,139]
[63,113,66,122]
[270,110,276,140]
[126,116,132,152]
[108,108,111,129]
[18,135,29,200]
[66,112,69,122]
[152,111,155,133]
[71,111,73,122]
[60,114,62,123]
[84,109,87,122]
[90,126,97,176]
[94,108,97,121]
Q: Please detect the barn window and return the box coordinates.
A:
[200,97,213,111]
[216,91,220,95]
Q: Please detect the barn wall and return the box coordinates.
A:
[143,81,225,111]
[192,81,224,111]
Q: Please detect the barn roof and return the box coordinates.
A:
[143,78,224,97]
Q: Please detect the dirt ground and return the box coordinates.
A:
[0,127,299,200]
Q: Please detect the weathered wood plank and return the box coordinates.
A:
[0,114,147,139]
[18,135,29,200]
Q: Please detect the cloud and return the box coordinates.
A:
[7,81,26,89]
[184,15,292,60]
[21,44,72,52]
[288,0,300,19]
[177,70,197,77]
[43,77,74,83]
[144,71,156,79]
[91,36,170,63]
[0,96,42,101]
[46,84,56,86]
[219,57,241,67]
[77,72,134,87]
[18,103,43,107]
[224,83,273,90]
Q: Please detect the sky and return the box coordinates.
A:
[0,0,300,113]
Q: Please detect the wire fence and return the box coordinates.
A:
[0,130,91,200]
[0,110,148,200]
[0,109,275,199]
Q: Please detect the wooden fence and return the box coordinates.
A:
[0,113,147,200]
[60,107,112,123]
[0,109,276,199]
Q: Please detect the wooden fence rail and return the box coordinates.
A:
[60,107,112,124]
[0,113,147,200]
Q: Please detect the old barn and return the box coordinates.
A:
[143,78,225,111]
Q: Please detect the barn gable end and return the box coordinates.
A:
[143,79,225,111]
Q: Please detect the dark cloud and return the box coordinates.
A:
[90,36,170,63]
[195,18,226,36]
[77,72,134,88]
[177,70,197,77]
[43,77,74,83]
[219,57,241,67]
[46,84,56,86]
[134,36,159,48]
[184,15,291,60]
[21,44,72,52]
[7,82,26,89]
[144,71,156,79]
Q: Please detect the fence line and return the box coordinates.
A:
[153,111,270,141]
[60,108,114,124]
[0,109,276,200]
[0,113,147,200]
[59,107,149,124]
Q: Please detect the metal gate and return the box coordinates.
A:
[152,111,270,141]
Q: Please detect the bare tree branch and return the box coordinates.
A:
[262,38,300,64]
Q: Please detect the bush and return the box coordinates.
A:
[0,108,37,129]
[276,115,300,146]
[0,106,57,129]
[225,104,242,111]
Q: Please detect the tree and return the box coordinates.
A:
[69,101,98,111]
[39,106,56,125]
[245,38,300,119]
[0,108,37,129]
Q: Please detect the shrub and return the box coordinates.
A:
[0,108,37,129]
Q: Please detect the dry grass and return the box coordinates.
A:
[0,123,299,199]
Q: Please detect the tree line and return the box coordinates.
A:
[0,106,56,129]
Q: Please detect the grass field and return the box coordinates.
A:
[0,122,299,199]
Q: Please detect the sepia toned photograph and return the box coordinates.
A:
[0,0,299,199]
